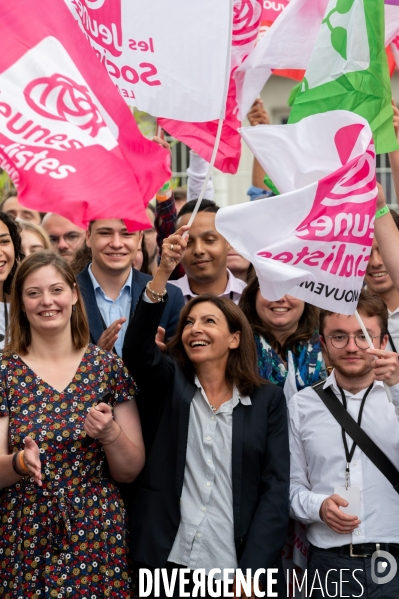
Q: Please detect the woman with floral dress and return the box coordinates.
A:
[0,251,145,598]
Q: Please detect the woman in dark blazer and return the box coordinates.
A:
[123,225,290,598]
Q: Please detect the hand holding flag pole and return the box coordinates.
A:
[354,310,393,403]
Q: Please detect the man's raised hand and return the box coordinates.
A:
[368,347,399,387]
[97,318,126,352]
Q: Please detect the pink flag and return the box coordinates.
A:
[159,0,262,174]
[0,0,170,231]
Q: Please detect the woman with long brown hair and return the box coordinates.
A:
[239,271,327,401]
[0,251,144,598]
[123,226,289,598]
[0,212,24,348]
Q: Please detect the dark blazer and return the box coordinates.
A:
[122,296,290,586]
[77,264,184,345]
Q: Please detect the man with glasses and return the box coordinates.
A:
[288,290,399,597]
[42,213,85,263]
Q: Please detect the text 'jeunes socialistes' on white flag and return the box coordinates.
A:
[215,111,377,314]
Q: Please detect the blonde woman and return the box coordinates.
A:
[18,220,51,256]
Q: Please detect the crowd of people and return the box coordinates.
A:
[0,101,399,599]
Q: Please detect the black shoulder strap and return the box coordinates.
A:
[388,331,398,355]
[313,381,399,494]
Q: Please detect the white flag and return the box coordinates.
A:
[235,0,398,120]
[234,0,328,119]
[215,111,377,314]
[385,1,399,45]
[64,0,232,122]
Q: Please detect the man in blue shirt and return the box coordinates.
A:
[77,218,184,355]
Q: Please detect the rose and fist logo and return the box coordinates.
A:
[24,74,106,138]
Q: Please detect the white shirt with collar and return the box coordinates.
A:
[168,269,246,305]
[168,378,251,575]
[288,370,399,549]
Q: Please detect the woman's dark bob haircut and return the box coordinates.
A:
[168,294,264,396]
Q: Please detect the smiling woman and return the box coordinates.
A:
[122,227,290,597]
[168,295,262,398]
[0,212,24,348]
[239,271,327,401]
[0,251,145,597]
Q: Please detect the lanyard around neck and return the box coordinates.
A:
[337,383,373,486]
[388,331,398,354]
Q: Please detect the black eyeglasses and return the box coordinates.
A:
[325,334,382,350]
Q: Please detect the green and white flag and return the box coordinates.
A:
[289,0,398,153]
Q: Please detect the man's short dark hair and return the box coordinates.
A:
[173,187,187,201]
[177,199,219,220]
[319,289,388,338]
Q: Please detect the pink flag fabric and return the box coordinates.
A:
[159,79,241,175]
[159,0,262,175]
[216,111,377,314]
[0,0,170,231]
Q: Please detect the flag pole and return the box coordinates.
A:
[186,0,234,231]
[354,309,393,402]
[186,117,224,228]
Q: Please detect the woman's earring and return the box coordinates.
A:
[72,305,76,312]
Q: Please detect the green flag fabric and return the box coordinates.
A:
[288,0,398,154]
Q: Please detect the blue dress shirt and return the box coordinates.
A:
[88,265,132,356]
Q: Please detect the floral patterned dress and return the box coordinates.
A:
[0,345,137,599]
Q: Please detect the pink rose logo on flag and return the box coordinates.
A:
[24,74,106,138]
[295,125,377,246]
[232,0,262,46]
